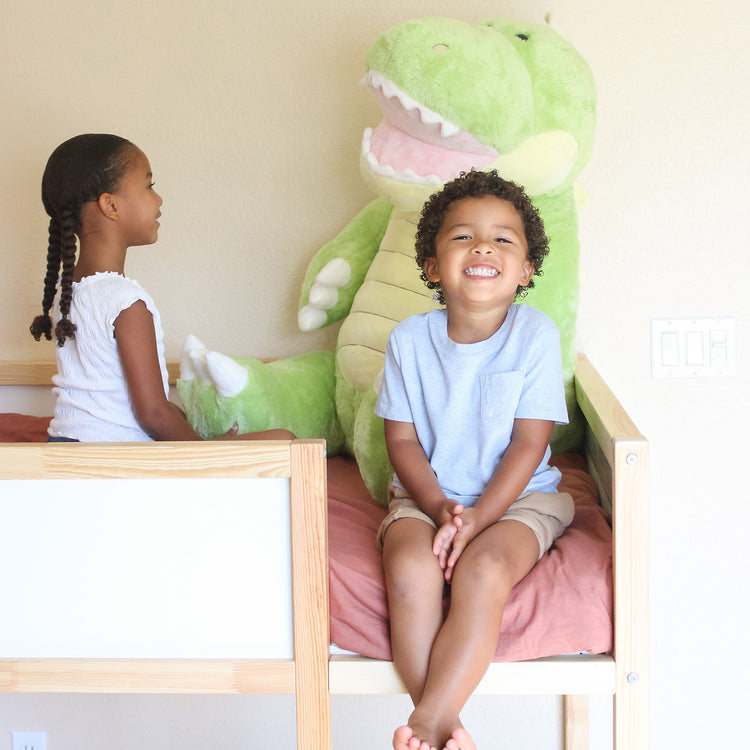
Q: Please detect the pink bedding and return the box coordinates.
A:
[328,454,613,661]
[0,413,613,661]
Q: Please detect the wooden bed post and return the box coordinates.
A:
[575,355,649,750]
[612,437,649,750]
[564,694,589,750]
[290,440,332,750]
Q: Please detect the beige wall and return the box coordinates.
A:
[2,0,748,748]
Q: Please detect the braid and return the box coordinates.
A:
[30,133,133,345]
[29,216,62,341]
[54,208,79,346]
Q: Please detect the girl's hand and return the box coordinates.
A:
[213,424,240,440]
[214,426,297,441]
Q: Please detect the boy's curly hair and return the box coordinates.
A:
[415,170,549,305]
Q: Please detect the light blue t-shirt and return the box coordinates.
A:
[375,305,568,504]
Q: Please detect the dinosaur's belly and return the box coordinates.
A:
[337,211,438,390]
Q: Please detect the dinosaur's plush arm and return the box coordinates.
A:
[298,197,393,331]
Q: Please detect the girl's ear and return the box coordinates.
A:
[97,192,119,220]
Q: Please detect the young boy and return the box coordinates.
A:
[375,170,575,750]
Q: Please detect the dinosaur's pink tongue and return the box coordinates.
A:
[368,121,497,182]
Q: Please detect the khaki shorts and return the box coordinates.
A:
[377,485,575,561]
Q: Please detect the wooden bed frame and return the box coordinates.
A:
[0,354,648,750]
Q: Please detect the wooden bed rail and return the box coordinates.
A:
[0,359,181,386]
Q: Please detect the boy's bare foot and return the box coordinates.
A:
[393,725,437,750]
[444,727,477,750]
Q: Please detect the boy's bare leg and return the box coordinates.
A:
[409,520,540,749]
[383,518,447,749]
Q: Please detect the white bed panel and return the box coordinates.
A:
[1,477,293,659]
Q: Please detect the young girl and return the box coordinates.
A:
[375,170,575,750]
[30,133,291,443]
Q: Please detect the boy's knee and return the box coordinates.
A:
[385,539,442,589]
[454,548,515,592]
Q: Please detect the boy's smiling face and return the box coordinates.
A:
[422,195,534,311]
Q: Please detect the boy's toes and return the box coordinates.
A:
[393,725,415,750]
[444,728,477,750]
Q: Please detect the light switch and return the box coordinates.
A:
[661,331,679,366]
[685,331,704,366]
[711,344,727,365]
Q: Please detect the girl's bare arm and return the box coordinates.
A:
[114,300,203,440]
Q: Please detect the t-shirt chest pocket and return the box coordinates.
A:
[480,371,524,424]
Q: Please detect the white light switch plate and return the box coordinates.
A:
[651,317,737,378]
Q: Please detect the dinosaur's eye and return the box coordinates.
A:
[515,33,529,41]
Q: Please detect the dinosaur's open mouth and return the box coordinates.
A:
[360,70,498,185]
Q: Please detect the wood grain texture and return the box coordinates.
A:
[0,441,291,479]
[0,659,295,694]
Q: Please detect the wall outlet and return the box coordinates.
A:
[11,732,46,750]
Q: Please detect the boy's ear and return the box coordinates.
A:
[97,192,119,220]
[519,260,535,286]
[423,256,440,283]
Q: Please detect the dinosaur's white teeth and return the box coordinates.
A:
[206,351,248,399]
[361,128,442,186]
[361,70,461,138]
[180,335,208,381]
[465,266,499,277]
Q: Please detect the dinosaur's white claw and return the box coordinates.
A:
[373,367,385,395]
[316,257,352,287]
[297,258,352,331]
[298,305,328,332]
[188,348,211,384]
[309,282,339,310]
[299,258,353,331]
[179,334,207,381]
[206,351,248,398]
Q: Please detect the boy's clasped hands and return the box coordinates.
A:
[432,501,481,583]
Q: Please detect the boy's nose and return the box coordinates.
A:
[472,240,494,254]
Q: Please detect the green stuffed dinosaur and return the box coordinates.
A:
[178,16,597,504]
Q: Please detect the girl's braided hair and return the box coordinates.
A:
[30,134,135,346]
[414,170,549,305]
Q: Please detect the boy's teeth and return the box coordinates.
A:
[465,266,499,277]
